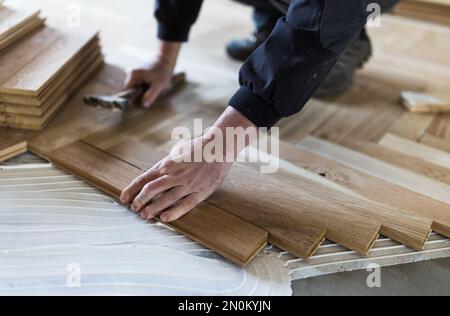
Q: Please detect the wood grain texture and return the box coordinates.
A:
[420,133,450,153]
[299,136,450,205]
[385,112,435,141]
[340,137,450,186]
[275,140,450,238]
[379,133,450,169]
[394,0,450,25]
[46,140,268,266]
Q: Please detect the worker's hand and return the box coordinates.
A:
[124,41,181,108]
[119,136,233,222]
[124,60,174,108]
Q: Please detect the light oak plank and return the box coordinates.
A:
[401,90,450,113]
[379,133,450,169]
[299,136,450,205]
[385,112,435,141]
[420,133,450,153]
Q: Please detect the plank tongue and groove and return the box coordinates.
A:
[273,140,450,238]
[46,140,268,266]
[379,133,450,169]
[299,136,450,206]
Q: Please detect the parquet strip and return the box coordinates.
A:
[400,90,450,113]
[420,133,450,153]
[299,136,450,205]
[46,140,268,266]
[385,112,435,141]
[379,133,450,169]
[273,140,450,238]
[340,137,450,186]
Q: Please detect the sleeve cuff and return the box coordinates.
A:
[229,86,283,128]
[157,22,191,42]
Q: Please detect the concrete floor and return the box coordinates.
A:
[292,258,450,296]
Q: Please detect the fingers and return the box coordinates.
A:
[120,169,161,204]
[142,85,165,108]
[159,193,202,222]
[140,186,187,220]
[129,175,175,212]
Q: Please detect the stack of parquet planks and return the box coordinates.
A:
[0,3,44,53]
[0,4,102,130]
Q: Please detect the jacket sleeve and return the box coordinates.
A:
[229,0,384,128]
[154,0,204,42]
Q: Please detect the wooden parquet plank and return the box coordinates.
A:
[300,136,450,204]
[420,133,450,153]
[379,133,450,169]
[385,112,435,141]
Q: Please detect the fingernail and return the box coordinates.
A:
[120,194,127,203]
[140,212,146,219]
[160,213,168,222]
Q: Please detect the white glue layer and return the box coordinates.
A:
[0,164,292,296]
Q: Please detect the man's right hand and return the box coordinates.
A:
[124,41,181,108]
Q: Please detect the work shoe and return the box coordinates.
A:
[314,30,372,98]
[225,28,272,61]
